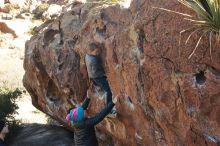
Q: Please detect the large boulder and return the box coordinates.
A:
[23,0,220,145]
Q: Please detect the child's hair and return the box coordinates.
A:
[87,42,101,52]
[67,105,80,114]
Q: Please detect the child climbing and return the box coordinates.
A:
[66,89,118,146]
[85,42,117,117]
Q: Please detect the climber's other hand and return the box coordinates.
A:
[113,95,119,104]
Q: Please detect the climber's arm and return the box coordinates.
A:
[81,90,93,110]
[81,98,90,110]
[84,102,115,127]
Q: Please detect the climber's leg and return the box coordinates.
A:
[92,77,117,118]
[92,77,112,104]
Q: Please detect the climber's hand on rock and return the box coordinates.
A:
[87,89,92,98]
[113,95,119,104]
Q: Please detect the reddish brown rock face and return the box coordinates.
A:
[23,0,220,145]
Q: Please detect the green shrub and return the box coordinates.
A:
[0,88,22,120]
[0,88,22,144]
[28,27,37,36]
[32,3,49,19]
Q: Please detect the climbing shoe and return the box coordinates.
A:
[107,107,117,118]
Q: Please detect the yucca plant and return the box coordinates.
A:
[154,0,220,59]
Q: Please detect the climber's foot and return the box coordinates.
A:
[107,107,117,118]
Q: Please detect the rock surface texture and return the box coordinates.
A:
[23,0,220,145]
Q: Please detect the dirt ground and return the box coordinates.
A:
[0,17,47,124]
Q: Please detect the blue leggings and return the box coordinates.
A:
[92,77,112,104]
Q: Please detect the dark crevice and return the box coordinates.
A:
[195,71,206,85]
[57,39,79,71]
[138,47,144,54]
[58,63,64,70]
[48,96,59,102]
[72,35,79,44]
[46,79,62,106]
[127,96,133,104]
[43,29,59,46]
[32,47,48,75]
[96,25,106,36]
[58,21,64,45]
[208,65,220,76]
[137,28,145,50]
[57,54,62,63]
[176,81,184,106]
[99,10,118,26]
[69,88,75,98]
